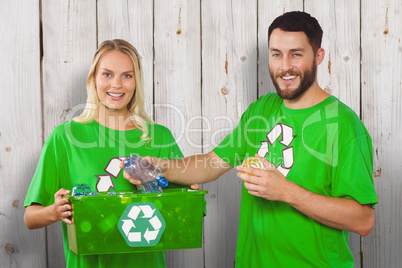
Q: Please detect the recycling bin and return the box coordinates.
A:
[66,188,207,255]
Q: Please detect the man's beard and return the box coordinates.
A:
[269,62,317,100]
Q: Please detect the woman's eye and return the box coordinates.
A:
[103,73,111,77]
[123,74,132,78]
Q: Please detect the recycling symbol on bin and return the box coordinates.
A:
[118,202,166,247]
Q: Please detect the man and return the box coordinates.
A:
[123,11,377,267]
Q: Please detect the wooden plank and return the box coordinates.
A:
[0,1,43,268]
[97,0,154,119]
[305,0,361,114]
[153,0,202,157]
[258,0,304,97]
[152,1,202,266]
[41,1,97,266]
[201,0,257,266]
[361,0,402,267]
[305,1,362,266]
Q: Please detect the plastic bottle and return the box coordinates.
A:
[123,154,169,193]
[72,183,99,196]
[242,157,266,176]
[242,157,265,170]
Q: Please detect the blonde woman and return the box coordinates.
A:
[24,39,183,267]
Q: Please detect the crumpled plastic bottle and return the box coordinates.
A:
[124,154,169,193]
[242,157,265,170]
[72,183,99,196]
[241,157,266,176]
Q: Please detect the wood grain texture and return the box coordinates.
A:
[201,0,257,267]
[2,1,401,267]
[41,1,97,267]
[98,0,154,118]
[306,0,361,114]
[153,0,202,157]
[361,0,402,267]
[0,1,44,268]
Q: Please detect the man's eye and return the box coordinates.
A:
[272,54,280,58]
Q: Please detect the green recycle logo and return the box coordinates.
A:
[118,202,165,247]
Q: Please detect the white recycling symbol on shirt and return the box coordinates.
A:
[257,123,295,176]
[118,202,166,247]
[95,157,126,192]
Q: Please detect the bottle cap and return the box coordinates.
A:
[123,158,131,168]
[157,176,169,188]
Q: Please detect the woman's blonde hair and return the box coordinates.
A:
[73,39,152,141]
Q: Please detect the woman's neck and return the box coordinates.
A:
[96,106,136,131]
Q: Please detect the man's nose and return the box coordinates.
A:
[281,57,293,72]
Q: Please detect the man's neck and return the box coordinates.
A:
[283,82,330,109]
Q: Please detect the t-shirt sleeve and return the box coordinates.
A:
[152,125,183,159]
[213,101,259,167]
[24,126,70,207]
[332,129,378,206]
[164,132,183,160]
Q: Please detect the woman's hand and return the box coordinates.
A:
[53,188,72,224]
[24,188,72,229]
[119,158,143,185]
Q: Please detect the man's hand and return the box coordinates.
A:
[119,156,200,189]
[237,155,375,236]
[236,154,291,202]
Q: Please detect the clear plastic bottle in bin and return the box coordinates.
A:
[123,154,169,193]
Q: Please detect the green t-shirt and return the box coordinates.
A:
[213,93,378,268]
[24,120,183,268]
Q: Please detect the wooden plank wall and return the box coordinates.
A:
[361,0,402,267]
[1,0,401,267]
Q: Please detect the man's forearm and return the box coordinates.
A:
[284,181,375,236]
[159,151,233,185]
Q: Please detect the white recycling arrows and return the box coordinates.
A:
[144,228,159,243]
[127,205,156,220]
[95,157,126,192]
[257,123,295,177]
[118,203,166,247]
[149,215,162,230]
[105,158,125,178]
[128,232,142,242]
[139,205,156,219]
[128,206,141,221]
[122,219,135,235]
[95,175,114,192]
[280,124,294,147]
[122,220,142,242]
[144,215,162,243]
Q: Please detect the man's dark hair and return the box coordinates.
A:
[268,11,323,53]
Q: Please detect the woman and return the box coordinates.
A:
[24,39,183,267]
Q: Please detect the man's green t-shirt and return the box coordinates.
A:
[24,120,183,268]
[213,93,378,268]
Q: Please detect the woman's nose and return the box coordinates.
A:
[111,76,122,87]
